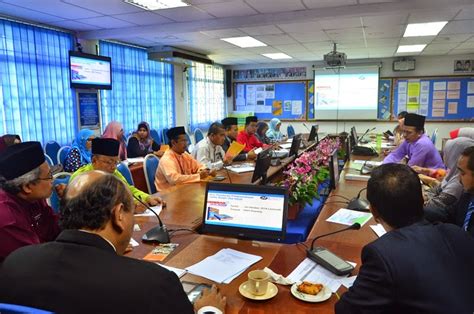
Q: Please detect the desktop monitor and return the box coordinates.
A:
[329,148,340,190]
[289,134,302,157]
[202,182,288,242]
[345,136,352,162]
[350,126,358,147]
[307,125,319,143]
[251,150,272,184]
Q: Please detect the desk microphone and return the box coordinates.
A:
[134,195,170,244]
[308,222,361,252]
[358,127,376,144]
[217,151,233,184]
[347,187,370,212]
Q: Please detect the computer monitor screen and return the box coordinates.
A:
[308,125,319,143]
[329,148,340,190]
[202,183,288,242]
[350,126,358,146]
[289,134,302,157]
[69,51,112,90]
[251,152,272,184]
[345,136,352,162]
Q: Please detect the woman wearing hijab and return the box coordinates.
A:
[414,137,474,222]
[63,129,95,172]
[255,122,271,144]
[102,121,127,160]
[266,118,284,142]
[449,127,474,140]
[127,122,163,158]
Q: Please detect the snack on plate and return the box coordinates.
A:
[297,281,324,295]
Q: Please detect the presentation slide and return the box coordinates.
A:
[205,190,285,231]
[71,56,111,86]
[314,66,379,119]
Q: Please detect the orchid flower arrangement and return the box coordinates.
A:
[282,137,340,207]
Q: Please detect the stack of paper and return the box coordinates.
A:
[157,263,187,278]
[279,143,292,149]
[326,208,373,227]
[287,258,357,292]
[226,163,255,173]
[186,248,262,284]
[370,224,387,237]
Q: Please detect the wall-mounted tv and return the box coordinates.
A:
[69,51,112,90]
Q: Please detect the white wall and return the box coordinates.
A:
[224,54,474,149]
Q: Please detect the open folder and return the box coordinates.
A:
[225,141,245,159]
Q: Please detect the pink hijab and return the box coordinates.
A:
[102,121,127,160]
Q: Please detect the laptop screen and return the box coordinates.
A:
[202,183,288,242]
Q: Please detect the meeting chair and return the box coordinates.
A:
[150,129,161,144]
[144,154,159,194]
[194,128,204,144]
[45,141,61,165]
[0,303,53,314]
[50,172,71,214]
[56,145,71,166]
[287,125,295,138]
[162,128,169,145]
[44,154,54,166]
[117,162,134,186]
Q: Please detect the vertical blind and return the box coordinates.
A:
[187,63,226,131]
[0,19,76,145]
[99,41,175,135]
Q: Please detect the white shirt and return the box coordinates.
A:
[192,137,225,170]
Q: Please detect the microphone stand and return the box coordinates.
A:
[358,127,376,144]
[308,222,361,252]
[218,151,233,184]
[134,195,170,244]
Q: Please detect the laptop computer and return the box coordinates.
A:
[201,183,288,242]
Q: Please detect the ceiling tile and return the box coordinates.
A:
[366,38,399,48]
[47,20,101,31]
[408,8,460,24]
[0,3,63,23]
[196,1,257,17]
[320,17,362,30]
[358,0,399,3]
[244,0,306,14]
[277,21,322,33]
[361,14,408,27]
[154,6,215,22]
[176,32,213,41]
[2,0,102,19]
[112,12,173,26]
[115,37,156,47]
[62,0,143,15]
[239,25,282,36]
[364,26,404,39]
[454,5,474,20]
[448,48,474,55]
[325,27,364,41]
[77,16,137,28]
[432,34,473,43]
[274,43,309,53]
[254,34,298,45]
[399,36,435,45]
[200,28,247,39]
[423,42,460,52]
[455,41,474,50]
[289,31,331,43]
[302,0,356,9]
[440,20,474,35]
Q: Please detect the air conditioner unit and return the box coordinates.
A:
[148,46,213,65]
[323,43,347,68]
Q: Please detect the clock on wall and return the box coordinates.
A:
[393,59,416,71]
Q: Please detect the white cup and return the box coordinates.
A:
[246,270,269,296]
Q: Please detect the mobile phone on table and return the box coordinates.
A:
[182,281,212,304]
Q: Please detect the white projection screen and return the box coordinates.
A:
[313,66,380,120]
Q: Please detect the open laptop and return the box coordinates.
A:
[202,183,288,242]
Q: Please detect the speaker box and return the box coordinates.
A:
[225,69,232,97]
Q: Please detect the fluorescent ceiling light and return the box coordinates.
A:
[221,36,267,48]
[124,0,188,10]
[403,21,448,37]
[396,44,426,53]
[262,53,292,60]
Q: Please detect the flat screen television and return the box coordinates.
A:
[69,51,112,90]
[202,182,288,242]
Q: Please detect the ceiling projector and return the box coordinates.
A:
[324,43,347,68]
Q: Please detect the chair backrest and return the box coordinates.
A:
[162,128,169,145]
[44,154,53,166]
[287,125,295,138]
[45,141,61,165]
[194,128,204,144]
[117,162,134,186]
[144,154,159,194]
[49,172,71,214]
[0,303,53,314]
[150,129,161,144]
[431,128,438,145]
[57,146,71,166]
[186,132,192,145]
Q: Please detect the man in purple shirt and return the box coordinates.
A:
[0,141,60,262]
[383,113,445,169]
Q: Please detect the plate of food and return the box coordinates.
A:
[290,281,331,303]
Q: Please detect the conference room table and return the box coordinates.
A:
[128,150,379,314]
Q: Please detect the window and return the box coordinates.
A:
[187,63,226,131]
[99,41,175,135]
[0,19,76,145]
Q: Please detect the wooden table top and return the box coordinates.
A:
[127,152,379,314]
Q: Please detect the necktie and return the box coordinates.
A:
[462,200,474,232]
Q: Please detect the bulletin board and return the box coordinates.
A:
[233,81,307,120]
[393,76,474,121]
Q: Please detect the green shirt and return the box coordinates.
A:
[70,164,150,201]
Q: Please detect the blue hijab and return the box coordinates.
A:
[266,118,283,140]
[71,128,95,164]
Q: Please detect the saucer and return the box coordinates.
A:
[239,281,278,300]
[290,283,332,303]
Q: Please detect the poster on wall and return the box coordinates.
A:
[454,59,474,73]
[77,92,100,129]
[233,67,307,81]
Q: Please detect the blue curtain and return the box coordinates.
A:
[0,19,76,145]
[99,41,175,135]
[188,63,226,131]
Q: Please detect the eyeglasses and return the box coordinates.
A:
[98,158,121,167]
[37,172,53,181]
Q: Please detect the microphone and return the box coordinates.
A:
[218,151,233,184]
[309,222,361,251]
[347,187,370,212]
[134,195,170,244]
[358,127,376,144]
[302,123,311,132]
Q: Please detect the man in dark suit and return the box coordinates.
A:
[335,164,474,314]
[0,171,225,314]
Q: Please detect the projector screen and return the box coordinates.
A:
[313,66,379,120]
